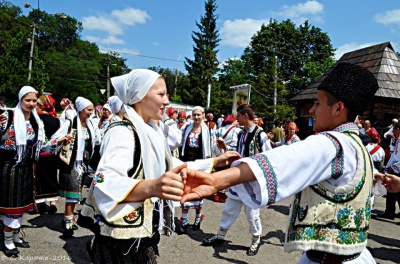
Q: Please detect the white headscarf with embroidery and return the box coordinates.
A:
[14,86,45,164]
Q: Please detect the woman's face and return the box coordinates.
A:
[79,104,94,120]
[192,109,203,125]
[103,108,111,118]
[288,127,296,136]
[21,92,38,114]
[136,78,169,122]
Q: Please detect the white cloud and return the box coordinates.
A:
[375,9,400,25]
[275,0,324,24]
[152,42,160,46]
[85,35,125,45]
[113,47,140,56]
[220,18,268,48]
[82,15,123,35]
[111,8,150,25]
[335,42,379,60]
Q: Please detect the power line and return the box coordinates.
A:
[99,49,184,63]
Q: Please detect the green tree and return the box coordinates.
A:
[184,0,220,106]
[241,19,335,120]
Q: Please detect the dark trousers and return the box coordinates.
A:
[385,191,400,214]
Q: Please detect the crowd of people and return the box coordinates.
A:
[0,63,400,263]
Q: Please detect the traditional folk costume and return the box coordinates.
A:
[58,98,77,124]
[98,103,113,138]
[230,63,379,263]
[176,111,188,131]
[178,111,221,232]
[204,124,272,255]
[51,97,98,236]
[275,122,301,147]
[35,107,61,213]
[215,115,241,151]
[232,123,375,263]
[78,70,215,263]
[108,95,124,122]
[0,86,45,256]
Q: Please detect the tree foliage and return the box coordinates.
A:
[184,0,220,106]
[240,19,335,121]
[0,1,129,108]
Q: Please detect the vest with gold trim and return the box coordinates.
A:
[284,131,373,255]
[78,120,173,247]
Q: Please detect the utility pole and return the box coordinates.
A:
[273,55,278,119]
[24,1,40,82]
[27,25,36,82]
[106,51,110,99]
[174,55,181,97]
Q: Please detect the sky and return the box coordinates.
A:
[12,0,400,72]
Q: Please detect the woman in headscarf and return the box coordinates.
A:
[177,106,221,234]
[59,98,77,124]
[35,97,61,215]
[108,95,124,121]
[177,111,188,130]
[271,122,301,147]
[0,86,45,257]
[78,69,240,263]
[51,97,97,237]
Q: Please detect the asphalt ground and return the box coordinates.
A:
[0,191,399,264]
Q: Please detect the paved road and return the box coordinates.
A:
[0,193,399,264]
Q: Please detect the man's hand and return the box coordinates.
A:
[382,173,400,193]
[216,137,227,150]
[180,168,217,204]
[214,151,241,168]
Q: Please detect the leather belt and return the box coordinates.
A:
[306,250,360,264]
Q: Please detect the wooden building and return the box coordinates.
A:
[291,42,400,138]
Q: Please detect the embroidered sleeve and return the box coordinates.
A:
[319,132,344,179]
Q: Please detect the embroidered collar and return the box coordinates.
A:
[332,122,359,133]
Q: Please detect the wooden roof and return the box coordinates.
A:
[291,42,400,101]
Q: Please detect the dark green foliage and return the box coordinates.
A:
[184,0,220,106]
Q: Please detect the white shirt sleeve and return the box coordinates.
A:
[232,132,357,209]
[92,125,143,222]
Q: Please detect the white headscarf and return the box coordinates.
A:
[111,69,165,194]
[74,97,96,174]
[14,86,45,164]
[102,103,112,113]
[107,96,123,115]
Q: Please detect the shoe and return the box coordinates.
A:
[62,220,75,237]
[37,203,49,214]
[376,212,395,220]
[14,240,30,248]
[61,219,79,231]
[246,242,260,256]
[3,245,20,257]
[176,218,189,235]
[49,204,57,215]
[192,215,204,231]
[395,212,400,218]
[202,236,225,246]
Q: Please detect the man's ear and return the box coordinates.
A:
[336,101,346,114]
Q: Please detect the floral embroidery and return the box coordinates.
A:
[92,172,105,184]
[337,208,352,227]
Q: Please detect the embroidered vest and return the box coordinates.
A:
[237,127,263,157]
[79,120,172,244]
[284,132,373,255]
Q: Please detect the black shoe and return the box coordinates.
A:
[37,203,49,214]
[14,240,30,248]
[376,212,395,220]
[3,246,20,257]
[49,204,57,215]
[202,236,225,246]
[246,242,260,256]
[192,216,203,231]
[176,223,188,235]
